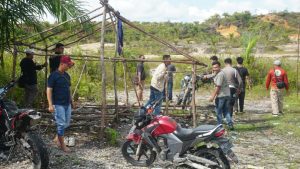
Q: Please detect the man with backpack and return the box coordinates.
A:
[222,58,243,118]
[266,60,289,116]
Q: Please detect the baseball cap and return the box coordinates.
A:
[273,60,281,66]
[24,49,34,55]
[60,55,74,66]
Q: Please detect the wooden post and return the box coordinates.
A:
[100,0,108,136]
[165,76,169,115]
[297,24,300,98]
[12,43,18,80]
[122,61,129,105]
[108,12,119,119]
[44,47,48,108]
[192,63,197,127]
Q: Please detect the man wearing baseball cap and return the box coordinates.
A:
[47,55,74,152]
[20,49,46,107]
[49,43,65,72]
[266,60,289,116]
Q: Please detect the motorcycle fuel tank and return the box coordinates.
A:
[151,116,177,136]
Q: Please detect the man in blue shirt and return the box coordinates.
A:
[47,55,74,152]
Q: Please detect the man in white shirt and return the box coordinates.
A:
[145,55,171,115]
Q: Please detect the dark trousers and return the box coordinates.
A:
[229,88,237,117]
[163,80,173,101]
[237,91,246,112]
[24,84,38,108]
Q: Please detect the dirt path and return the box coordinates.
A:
[1,94,300,169]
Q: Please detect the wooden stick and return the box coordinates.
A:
[192,63,197,127]
[108,11,119,118]
[12,43,18,80]
[99,0,108,136]
[297,23,300,98]
[99,1,207,67]
[17,7,103,42]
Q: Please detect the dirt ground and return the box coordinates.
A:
[1,91,300,169]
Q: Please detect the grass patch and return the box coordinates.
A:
[104,127,120,146]
[264,93,300,139]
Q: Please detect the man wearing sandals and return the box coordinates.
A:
[47,55,74,152]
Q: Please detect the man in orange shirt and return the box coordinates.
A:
[266,60,289,116]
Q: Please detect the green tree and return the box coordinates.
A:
[0,0,87,67]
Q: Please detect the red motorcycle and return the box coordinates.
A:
[122,99,238,169]
[0,81,49,169]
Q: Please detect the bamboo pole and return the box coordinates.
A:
[297,24,300,98]
[44,46,48,108]
[99,1,108,136]
[192,63,197,127]
[108,11,119,118]
[12,43,18,80]
[100,1,206,67]
[72,58,87,98]
[17,7,103,42]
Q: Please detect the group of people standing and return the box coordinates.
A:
[20,43,74,152]
[207,55,289,130]
[18,46,289,151]
[207,56,247,130]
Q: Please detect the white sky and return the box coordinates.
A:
[44,0,300,23]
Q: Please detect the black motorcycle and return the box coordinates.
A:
[176,74,210,109]
[0,81,49,169]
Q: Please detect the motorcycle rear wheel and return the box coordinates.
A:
[195,148,230,169]
[122,140,156,167]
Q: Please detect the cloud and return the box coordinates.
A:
[45,0,300,23]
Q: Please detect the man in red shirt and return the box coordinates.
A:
[265,60,289,116]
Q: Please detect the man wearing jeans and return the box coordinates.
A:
[47,55,74,152]
[209,61,234,130]
[163,64,176,102]
[145,55,171,115]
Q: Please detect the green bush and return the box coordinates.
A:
[104,127,119,146]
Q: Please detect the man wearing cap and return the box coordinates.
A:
[49,43,64,72]
[266,60,289,116]
[20,49,46,107]
[47,55,74,152]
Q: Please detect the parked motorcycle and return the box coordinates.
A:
[0,81,49,169]
[122,99,238,169]
[176,74,210,109]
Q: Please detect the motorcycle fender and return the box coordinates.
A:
[126,133,142,144]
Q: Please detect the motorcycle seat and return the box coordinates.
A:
[174,124,216,141]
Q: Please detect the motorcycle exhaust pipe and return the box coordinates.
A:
[184,160,210,169]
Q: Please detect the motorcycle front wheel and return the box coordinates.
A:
[195,148,230,169]
[19,132,49,169]
[122,140,156,167]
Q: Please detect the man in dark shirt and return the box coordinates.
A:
[20,49,46,107]
[234,57,250,113]
[136,55,146,102]
[163,64,176,101]
[49,43,64,73]
[47,55,74,152]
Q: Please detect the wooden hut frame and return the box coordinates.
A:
[4,0,208,131]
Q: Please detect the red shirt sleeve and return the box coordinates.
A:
[266,70,272,90]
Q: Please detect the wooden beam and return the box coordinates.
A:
[99,0,108,136]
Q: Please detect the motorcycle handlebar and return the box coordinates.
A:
[0,80,17,98]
